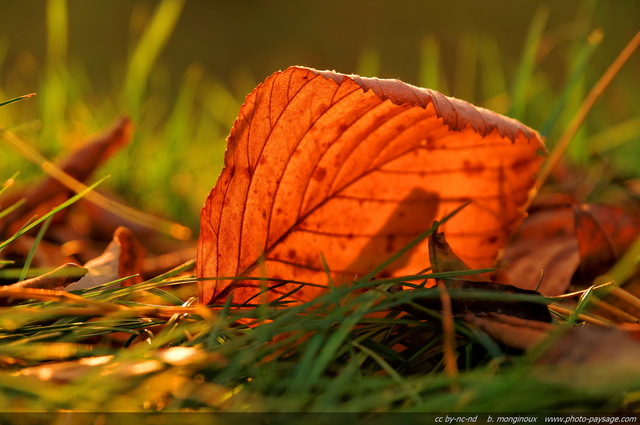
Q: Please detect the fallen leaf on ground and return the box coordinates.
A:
[197,66,546,305]
[497,201,579,295]
[537,324,640,365]
[573,204,640,282]
[65,226,145,291]
[8,263,87,290]
[0,262,88,306]
[533,325,640,391]
[498,200,639,296]
[0,117,132,237]
[428,231,482,279]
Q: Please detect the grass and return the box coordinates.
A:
[0,184,638,413]
[0,248,635,413]
[0,0,640,415]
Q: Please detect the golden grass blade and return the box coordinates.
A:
[548,303,612,326]
[534,30,640,194]
[437,281,459,389]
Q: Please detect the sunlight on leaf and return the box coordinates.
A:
[198,66,546,305]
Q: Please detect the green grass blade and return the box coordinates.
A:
[145,288,185,306]
[455,34,479,102]
[18,216,52,282]
[565,285,594,326]
[419,35,448,93]
[46,0,68,65]
[0,199,26,220]
[140,64,203,221]
[356,47,381,77]
[41,0,68,150]
[145,259,195,285]
[292,293,377,394]
[352,340,422,404]
[509,6,549,120]
[540,33,600,137]
[479,35,508,113]
[0,94,37,108]
[123,0,186,114]
[206,294,233,350]
[588,117,640,155]
[0,172,19,197]
[606,234,640,286]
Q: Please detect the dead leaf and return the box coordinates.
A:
[8,263,87,290]
[0,117,132,237]
[65,226,145,291]
[497,202,579,295]
[0,263,88,306]
[537,325,640,365]
[498,201,639,296]
[428,231,481,279]
[532,325,640,391]
[197,66,546,305]
[573,204,640,282]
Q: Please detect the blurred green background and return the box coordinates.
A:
[1,0,639,232]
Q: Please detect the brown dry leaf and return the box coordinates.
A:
[428,232,480,279]
[8,263,87,290]
[0,263,88,306]
[537,325,640,365]
[573,204,640,281]
[533,325,640,390]
[197,66,546,305]
[0,117,132,236]
[499,201,639,296]
[65,226,145,291]
[498,202,579,295]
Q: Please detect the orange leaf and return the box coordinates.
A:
[197,66,546,305]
